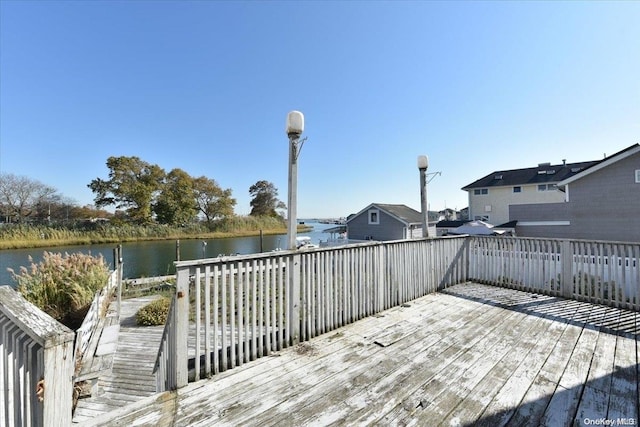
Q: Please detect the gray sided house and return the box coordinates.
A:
[462,158,598,226]
[347,203,425,241]
[511,143,640,242]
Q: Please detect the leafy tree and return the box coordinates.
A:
[70,205,113,221]
[0,173,59,223]
[249,180,285,217]
[154,168,198,225]
[88,156,165,224]
[193,176,236,227]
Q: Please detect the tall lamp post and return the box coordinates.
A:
[417,155,429,238]
[286,111,305,250]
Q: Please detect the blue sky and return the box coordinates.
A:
[1,1,638,219]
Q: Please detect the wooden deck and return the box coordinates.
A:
[72,296,165,424]
[84,283,639,426]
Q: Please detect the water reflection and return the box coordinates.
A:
[0,222,334,287]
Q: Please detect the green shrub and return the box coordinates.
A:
[136,297,171,326]
[10,252,109,328]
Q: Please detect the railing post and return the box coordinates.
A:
[43,333,75,427]
[465,236,474,282]
[560,239,573,299]
[116,245,123,318]
[289,253,301,345]
[0,286,75,427]
[173,267,190,389]
[377,244,386,311]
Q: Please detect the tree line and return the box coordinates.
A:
[0,156,285,229]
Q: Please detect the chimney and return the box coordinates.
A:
[562,159,566,166]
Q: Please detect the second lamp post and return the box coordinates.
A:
[286,111,304,250]
[418,155,429,238]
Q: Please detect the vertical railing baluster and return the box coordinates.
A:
[204,266,211,377]
[251,259,257,361]
[244,260,250,363]
[237,262,244,367]
[194,268,201,381]
[277,256,284,350]
[213,264,219,374]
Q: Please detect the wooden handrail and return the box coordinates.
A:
[0,286,75,427]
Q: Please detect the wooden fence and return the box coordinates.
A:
[468,236,640,310]
[154,236,468,390]
[0,286,75,427]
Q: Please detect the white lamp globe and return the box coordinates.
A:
[417,155,429,169]
[286,111,304,136]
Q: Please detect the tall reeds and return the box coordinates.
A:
[9,252,110,327]
[0,216,289,249]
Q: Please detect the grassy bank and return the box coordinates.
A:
[0,217,312,250]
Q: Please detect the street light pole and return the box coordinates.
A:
[286,111,304,250]
[417,155,429,238]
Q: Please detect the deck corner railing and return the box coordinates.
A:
[467,236,640,310]
[155,235,469,391]
[0,286,76,427]
[155,234,640,393]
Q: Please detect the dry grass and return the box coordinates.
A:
[9,251,109,327]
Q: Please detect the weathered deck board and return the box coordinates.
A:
[72,296,165,424]
[482,299,587,426]
[183,292,490,426]
[84,283,639,427]
[270,290,532,426]
[384,295,571,426]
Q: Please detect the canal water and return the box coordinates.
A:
[0,222,338,288]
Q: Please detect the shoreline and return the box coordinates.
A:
[0,225,313,251]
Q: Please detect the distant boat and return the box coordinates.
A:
[296,236,319,249]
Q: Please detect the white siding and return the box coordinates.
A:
[468,184,565,225]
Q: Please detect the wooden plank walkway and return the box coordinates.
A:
[72,296,165,424]
[84,283,639,426]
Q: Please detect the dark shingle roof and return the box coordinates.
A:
[374,203,423,225]
[436,220,469,228]
[461,160,598,190]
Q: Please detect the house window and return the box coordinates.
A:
[513,186,522,193]
[636,170,640,183]
[538,184,557,191]
[473,189,489,195]
[474,215,489,222]
[368,209,380,225]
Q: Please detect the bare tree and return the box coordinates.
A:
[0,173,59,223]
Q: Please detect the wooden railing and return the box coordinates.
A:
[74,268,119,365]
[468,236,640,310]
[154,295,177,391]
[0,286,75,427]
[155,236,469,390]
[155,235,640,392]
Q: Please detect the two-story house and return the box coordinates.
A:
[462,143,640,242]
[510,143,640,242]
[462,159,597,226]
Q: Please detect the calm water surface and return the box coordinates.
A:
[0,222,337,288]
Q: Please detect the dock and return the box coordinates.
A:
[72,296,164,423]
[84,282,639,426]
